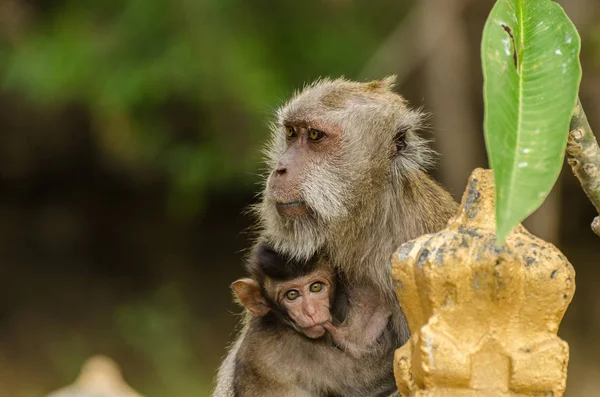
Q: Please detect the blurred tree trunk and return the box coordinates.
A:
[0,0,30,43]
[526,0,600,244]
[561,0,599,29]
[359,0,475,84]
[421,0,485,199]
[523,173,562,244]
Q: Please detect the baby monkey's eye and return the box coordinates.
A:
[308,129,325,141]
[309,282,323,293]
[285,289,299,301]
[286,126,296,138]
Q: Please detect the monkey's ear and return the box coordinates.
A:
[393,126,408,154]
[231,279,270,317]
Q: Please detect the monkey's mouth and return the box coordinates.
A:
[302,324,327,339]
[275,201,308,218]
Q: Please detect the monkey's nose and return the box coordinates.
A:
[275,166,287,176]
[304,303,317,317]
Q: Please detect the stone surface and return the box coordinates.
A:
[46,355,143,397]
[392,168,575,397]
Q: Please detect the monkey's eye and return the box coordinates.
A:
[285,289,300,301]
[285,126,296,138]
[309,282,323,293]
[308,128,325,141]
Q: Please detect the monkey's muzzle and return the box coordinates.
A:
[301,324,327,339]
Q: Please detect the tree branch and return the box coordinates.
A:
[567,98,600,237]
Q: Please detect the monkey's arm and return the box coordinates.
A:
[215,343,309,397]
[216,321,317,397]
[213,327,247,397]
[234,375,312,397]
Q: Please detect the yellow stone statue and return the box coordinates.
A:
[392,168,575,397]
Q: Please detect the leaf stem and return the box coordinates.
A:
[567,98,600,237]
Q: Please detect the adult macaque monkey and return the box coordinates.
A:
[214,76,457,396]
[230,242,398,397]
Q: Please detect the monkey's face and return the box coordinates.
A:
[274,269,335,339]
[231,268,335,339]
[266,121,344,220]
[259,77,428,259]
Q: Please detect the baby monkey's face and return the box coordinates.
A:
[274,269,335,339]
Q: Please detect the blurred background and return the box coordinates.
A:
[0,0,598,396]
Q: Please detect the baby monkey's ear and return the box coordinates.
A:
[231,278,270,317]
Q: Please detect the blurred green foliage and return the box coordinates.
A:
[1,0,412,216]
[115,285,213,396]
[0,2,415,395]
[40,285,214,397]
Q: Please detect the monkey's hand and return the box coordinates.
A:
[322,321,342,341]
[323,322,371,359]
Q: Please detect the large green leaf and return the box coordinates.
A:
[481,0,581,242]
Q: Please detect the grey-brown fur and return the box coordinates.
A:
[213,76,458,397]
[231,314,398,397]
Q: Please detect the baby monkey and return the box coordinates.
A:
[232,264,335,340]
[233,243,392,358]
[225,243,398,397]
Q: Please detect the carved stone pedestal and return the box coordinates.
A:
[392,168,575,397]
